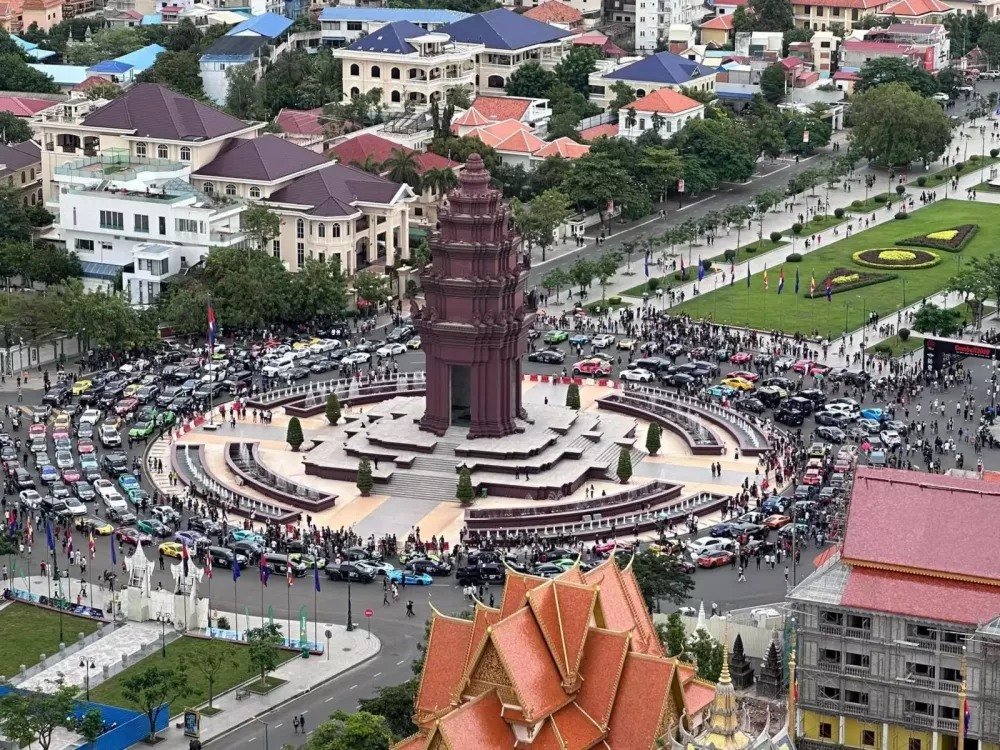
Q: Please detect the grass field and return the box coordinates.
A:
[0,604,100,678]
[867,334,925,358]
[673,200,992,338]
[923,156,1000,188]
[89,636,297,714]
[783,213,845,237]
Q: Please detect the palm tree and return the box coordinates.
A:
[349,154,382,174]
[382,148,422,190]
[650,112,665,133]
[423,167,459,196]
[625,107,638,131]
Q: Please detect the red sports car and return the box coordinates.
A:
[792,359,814,373]
[28,424,46,439]
[729,352,753,365]
[697,550,734,568]
[727,370,760,383]
[114,398,139,416]
[809,363,831,376]
[115,527,152,546]
[61,468,82,483]
[572,359,613,377]
[803,469,823,485]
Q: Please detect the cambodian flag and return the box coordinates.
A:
[795,268,800,295]
[89,531,95,560]
[260,554,269,586]
[964,698,971,736]
[697,258,704,282]
[205,550,213,579]
[730,263,735,286]
[825,277,833,302]
[680,257,686,280]
[778,269,785,294]
[763,267,768,291]
[182,542,189,578]
[208,304,216,348]
[810,273,816,298]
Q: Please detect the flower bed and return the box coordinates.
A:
[804,267,896,298]
[852,248,940,269]
[898,224,978,252]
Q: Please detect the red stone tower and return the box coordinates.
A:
[415,154,533,439]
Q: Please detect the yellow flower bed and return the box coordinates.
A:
[927,230,958,241]
[878,250,917,261]
[853,248,940,269]
[833,274,860,284]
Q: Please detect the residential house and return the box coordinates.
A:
[523,0,585,31]
[868,22,950,69]
[948,0,1000,18]
[319,7,470,47]
[618,86,703,140]
[878,0,951,21]
[578,121,617,139]
[21,0,63,30]
[0,95,61,134]
[444,8,574,94]
[0,140,43,209]
[504,0,600,28]
[27,63,90,90]
[461,94,552,127]
[571,30,626,57]
[792,0,894,32]
[708,0,747,14]
[334,21,480,111]
[0,1,17,30]
[274,108,331,152]
[589,50,715,108]
[461,118,589,168]
[698,13,735,46]
[326,132,456,228]
[832,69,859,92]
[105,8,146,25]
[200,14,293,105]
[72,76,120,96]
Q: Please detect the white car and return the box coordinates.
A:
[19,489,42,508]
[376,343,407,358]
[80,409,102,426]
[356,560,394,577]
[619,367,654,383]
[103,492,127,513]
[825,402,858,419]
[311,339,340,354]
[932,92,950,102]
[93,479,117,501]
[342,352,371,365]
[64,496,87,516]
[687,537,735,559]
[880,429,902,448]
[592,334,615,349]
[262,361,294,377]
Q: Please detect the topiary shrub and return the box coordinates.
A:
[608,295,622,305]
[356,456,373,496]
[701,258,712,270]
[616,446,633,483]
[954,161,964,172]
[646,422,661,455]
[647,277,661,292]
[216,616,230,630]
[851,200,863,208]
[992,149,999,158]
[566,383,581,410]
[873,193,889,203]
[894,211,910,220]
[769,231,782,243]
[874,342,892,355]
[786,252,803,262]
[791,223,803,234]
[286,417,304,451]
[970,154,981,162]
[898,327,910,341]
[834,208,845,219]
[325,393,341,425]
[895,184,906,196]
[456,466,474,504]
[724,248,737,261]
[916,176,927,187]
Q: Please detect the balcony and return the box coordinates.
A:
[844,665,869,678]
[845,627,871,640]
[842,702,870,717]
[55,155,188,185]
[904,713,935,728]
[818,660,841,673]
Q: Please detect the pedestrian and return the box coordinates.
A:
[383,586,390,606]
[784,565,790,584]
[293,715,300,735]
[299,714,305,734]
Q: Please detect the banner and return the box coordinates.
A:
[244,605,251,634]
[299,605,309,658]
[268,605,274,627]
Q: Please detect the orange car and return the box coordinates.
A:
[802,469,822,485]
[763,514,791,529]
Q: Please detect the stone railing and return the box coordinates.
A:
[597,393,724,455]
[226,442,336,511]
[247,372,427,414]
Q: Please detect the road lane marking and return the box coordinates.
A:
[327,696,336,701]
[247,738,256,743]
[274,725,282,729]
[396,660,405,665]
[373,672,381,678]
[348,686,358,690]
[677,195,715,211]
[302,710,308,714]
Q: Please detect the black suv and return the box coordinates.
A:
[42,386,70,406]
[102,451,129,475]
[325,562,376,583]
[188,517,223,536]
[407,558,452,576]
[456,562,506,587]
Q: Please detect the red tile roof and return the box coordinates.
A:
[574,627,630,729]
[833,71,860,80]
[630,87,702,115]
[390,733,426,750]
[275,107,324,136]
[534,137,590,159]
[489,606,568,721]
[684,679,717,715]
[808,0,890,7]
[881,0,949,14]
[0,95,54,116]
[72,76,120,94]
[585,558,662,656]
[434,691,516,749]
[779,56,804,69]
[606,653,676,749]
[495,128,547,153]
[842,40,912,53]
[469,95,533,122]
[527,580,597,685]
[701,13,735,29]
[579,122,618,141]
[453,106,492,127]
[327,133,456,174]
[841,567,1000,625]
[415,613,474,725]
[524,0,582,24]
[842,467,1000,582]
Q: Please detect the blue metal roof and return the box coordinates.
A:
[114,44,166,73]
[81,261,121,280]
[444,8,569,51]
[347,20,426,54]
[88,60,134,74]
[11,35,54,60]
[141,13,162,24]
[603,50,714,85]
[226,12,293,38]
[319,7,468,23]
[27,63,89,85]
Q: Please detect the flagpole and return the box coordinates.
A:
[234,575,239,639]
[313,584,318,646]
[208,568,212,634]
[208,301,215,426]
[287,580,292,647]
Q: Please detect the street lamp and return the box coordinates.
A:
[856,295,868,372]
[80,659,95,701]
[156,612,169,657]
[346,579,354,632]
[253,718,269,750]
[902,278,908,309]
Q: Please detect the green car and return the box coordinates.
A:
[543,330,568,344]
[129,488,151,506]
[552,558,580,571]
[129,421,156,439]
[138,518,169,537]
[156,410,176,427]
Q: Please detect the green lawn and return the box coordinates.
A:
[867,334,925,358]
[710,237,787,267]
[89,636,297,715]
[923,156,1000,188]
[974,181,1000,193]
[846,195,901,212]
[0,603,100,678]
[621,275,681,297]
[783,213,846,237]
[673,200,989,338]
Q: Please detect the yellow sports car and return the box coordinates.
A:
[293,338,320,350]
[123,384,141,398]
[720,377,755,392]
[53,414,73,431]
[406,336,422,350]
[159,542,184,559]
[76,516,114,535]
[72,380,92,396]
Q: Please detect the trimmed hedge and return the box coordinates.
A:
[608,295,623,305]
[895,185,906,196]
[916,176,927,187]
[992,149,999,158]
[803,267,897,298]
[898,224,979,253]
[873,193,889,203]
[851,200,863,208]
[769,231,782,242]
[791,223,803,234]
[786,252,803,262]
[894,211,909,220]
[834,208,845,219]
[724,248,737,261]
[899,327,911,341]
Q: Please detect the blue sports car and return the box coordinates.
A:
[860,407,888,422]
[118,474,139,492]
[387,569,433,586]
[40,465,59,484]
[569,334,591,345]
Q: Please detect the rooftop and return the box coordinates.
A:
[445,8,570,51]
[27,64,89,86]
[523,0,583,24]
[700,14,735,29]
[841,39,913,52]
[880,0,951,13]
[318,6,469,23]
[327,133,456,174]
[629,86,703,113]
[603,50,714,84]
[467,95,535,121]
[200,34,269,61]
[226,11,293,38]
[579,122,618,140]
[274,107,324,136]
[88,60,133,74]
[0,95,56,117]
[346,20,427,54]
[72,76,120,94]
[113,43,166,73]
[193,134,329,181]
[268,163,405,216]
[0,141,41,178]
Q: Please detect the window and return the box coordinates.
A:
[159,216,166,235]
[134,214,149,233]
[347,21,362,30]
[350,63,360,76]
[29,168,35,180]
[73,207,77,226]
[100,242,112,252]
[272,239,281,258]
[204,182,215,194]
[819,724,833,740]
[487,75,505,88]
[665,120,672,133]
[908,741,921,750]
[180,146,191,162]
[296,219,304,239]
[250,186,260,198]
[351,87,360,97]
[75,238,94,253]
[20,171,25,184]
[371,65,380,78]
[176,218,199,233]
[391,67,400,79]
[639,118,646,130]
[332,223,341,238]
[157,144,168,159]
[297,243,305,267]
[832,6,840,15]
[136,142,147,157]
[636,89,646,97]
[225,184,237,196]
[863,731,876,747]
[414,206,423,217]
[391,91,401,103]
[100,210,124,230]
[318,224,325,237]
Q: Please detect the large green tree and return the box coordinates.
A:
[673,117,757,184]
[0,111,33,144]
[357,681,419,741]
[856,56,939,97]
[120,666,190,740]
[850,82,952,166]
[912,302,963,337]
[511,188,571,262]
[553,44,599,95]
[760,64,787,104]
[243,202,281,252]
[308,711,392,750]
[0,684,78,750]
[618,548,695,612]
[137,51,204,98]
[505,60,557,98]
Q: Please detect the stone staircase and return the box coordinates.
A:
[385,470,455,500]
[410,454,461,473]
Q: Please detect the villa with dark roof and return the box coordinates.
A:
[589,50,716,108]
[37,84,416,305]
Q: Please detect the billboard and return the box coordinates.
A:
[923,336,999,372]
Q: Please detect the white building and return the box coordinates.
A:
[618,86,703,140]
[319,7,470,47]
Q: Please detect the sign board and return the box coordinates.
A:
[365,609,374,618]
[183,710,200,739]
[677,179,685,193]
[923,336,996,373]
[802,130,810,143]
[299,605,308,658]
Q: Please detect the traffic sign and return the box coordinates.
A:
[365,608,374,618]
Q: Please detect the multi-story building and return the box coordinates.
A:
[319,7,470,47]
[792,0,893,32]
[589,50,715,108]
[868,23,950,70]
[635,0,705,51]
[618,87,704,140]
[444,8,574,94]
[0,140,43,209]
[334,21,480,112]
[789,468,1000,750]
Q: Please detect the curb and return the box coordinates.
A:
[198,638,384,746]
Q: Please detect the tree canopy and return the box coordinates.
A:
[850,82,952,166]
